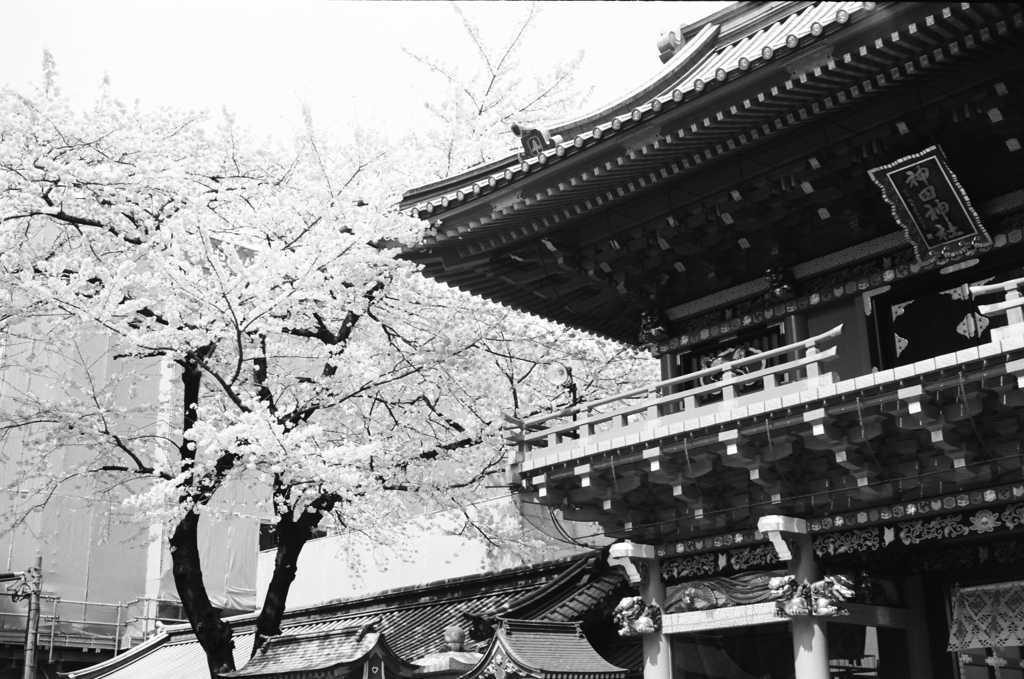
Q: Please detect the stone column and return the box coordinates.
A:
[608,543,672,679]
[758,516,830,679]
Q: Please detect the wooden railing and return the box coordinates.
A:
[506,324,843,455]
[973,275,1024,333]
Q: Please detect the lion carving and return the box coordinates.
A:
[770,574,855,617]
[612,596,662,636]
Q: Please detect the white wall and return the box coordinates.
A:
[256,498,605,609]
[256,531,490,608]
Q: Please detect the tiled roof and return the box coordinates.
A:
[496,620,627,679]
[366,588,525,659]
[65,633,255,679]
[398,2,1022,344]
[222,627,387,678]
[536,571,627,623]
[600,640,642,677]
[402,1,874,219]
[494,556,628,625]
[63,554,618,679]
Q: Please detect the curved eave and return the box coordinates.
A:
[225,631,421,679]
[61,633,170,679]
[496,623,627,679]
[374,633,426,676]
[403,1,875,222]
[403,1,1019,254]
[402,1,1024,344]
[457,625,628,679]
[543,22,722,141]
[456,632,523,679]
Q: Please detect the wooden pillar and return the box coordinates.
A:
[784,313,809,345]
[641,560,671,679]
[608,543,672,679]
[659,352,681,414]
[784,313,809,382]
[788,533,830,679]
[659,352,677,382]
[758,516,829,679]
[904,576,934,679]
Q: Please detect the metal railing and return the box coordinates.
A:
[1,593,187,660]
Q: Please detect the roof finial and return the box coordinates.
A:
[657,27,686,63]
[443,625,467,652]
[510,124,554,160]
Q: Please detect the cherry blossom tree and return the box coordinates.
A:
[404,1,592,179]
[0,85,650,679]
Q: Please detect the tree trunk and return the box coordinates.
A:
[170,511,236,677]
[170,347,235,678]
[251,509,321,656]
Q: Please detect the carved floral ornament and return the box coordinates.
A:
[811,502,1024,557]
[660,544,778,582]
[815,538,1024,576]
[657,530,769,558]
[658,484,1024,562]
[482,651,520,679]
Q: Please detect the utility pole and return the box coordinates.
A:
[22,554,42,679]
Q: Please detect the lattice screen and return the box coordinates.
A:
[948,580,1024,651]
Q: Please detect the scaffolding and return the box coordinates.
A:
[0,589,186,659]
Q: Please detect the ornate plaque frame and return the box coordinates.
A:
[869,145,991,262]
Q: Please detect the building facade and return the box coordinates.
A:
[0,336,260,677]
[402,2,1024,678]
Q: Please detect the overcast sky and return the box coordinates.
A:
[0,1,729,140]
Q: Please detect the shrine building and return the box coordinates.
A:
[401,2,1024,678]
[58,553,644,679]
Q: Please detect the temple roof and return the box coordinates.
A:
[222,625,417,678]
[466,620,627,679]
[400,2,1024,343]
[402,1,870,211]
[489,554,627,625]
[59,633,256,679]
[62,553,636,679]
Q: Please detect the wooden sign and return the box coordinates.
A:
[869,145,990,262]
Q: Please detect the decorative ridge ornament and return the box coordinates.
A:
[638,310,670,344]
[511,124,557,160]
[443,626,468,652]
[869,145,991,263]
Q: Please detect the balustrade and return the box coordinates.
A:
[972,274,1024,341]
[506,324,843,462]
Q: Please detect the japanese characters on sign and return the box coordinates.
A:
[869,145,990,262]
